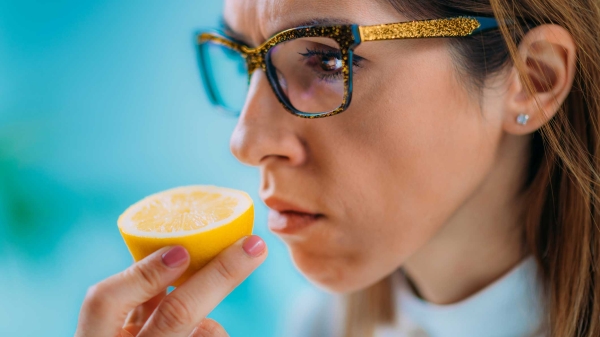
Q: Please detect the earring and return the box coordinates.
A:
[516,113,530,125]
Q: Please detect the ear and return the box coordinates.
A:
[502,24,577,135]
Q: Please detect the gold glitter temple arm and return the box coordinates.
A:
[195,16,501,118]
[198,32,246,51]
[358,17,484,41]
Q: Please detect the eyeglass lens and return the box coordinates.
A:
[202,37,345,115]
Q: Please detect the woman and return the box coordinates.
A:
[75,0,600,336]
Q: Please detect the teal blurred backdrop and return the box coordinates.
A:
[0,1,319,336]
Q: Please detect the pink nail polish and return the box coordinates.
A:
[242,235,266,257]
[161,246,188,268]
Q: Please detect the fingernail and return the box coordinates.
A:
[242,235,266,257]
[161,246,188,268]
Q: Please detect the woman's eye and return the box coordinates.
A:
[321,57,343,72]
[299,49,344,75]
[297,46,363,82]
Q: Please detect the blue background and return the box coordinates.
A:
[0,1,319,336]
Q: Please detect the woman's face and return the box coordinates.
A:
[225,0,509,293]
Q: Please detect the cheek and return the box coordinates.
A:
[294,45,503,292]
[350,42,502,225]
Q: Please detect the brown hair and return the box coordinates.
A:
[343,0,600,336]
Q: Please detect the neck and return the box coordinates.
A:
[402,133,531,305]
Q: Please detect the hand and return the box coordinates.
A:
[75,235,268,337]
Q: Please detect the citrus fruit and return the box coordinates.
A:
[117,185,254,287]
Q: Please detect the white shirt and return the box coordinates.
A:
[283,255,547,337]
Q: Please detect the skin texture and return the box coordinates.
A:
[226,0,577,304]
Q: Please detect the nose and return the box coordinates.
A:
[229,70,307,167]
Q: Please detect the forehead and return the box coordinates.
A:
[223,0,406,45]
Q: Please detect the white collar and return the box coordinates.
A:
[376,255,547,337]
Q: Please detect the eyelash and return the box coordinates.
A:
[298,48,364,81]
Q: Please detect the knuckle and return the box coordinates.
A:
[213,258,237,284]
[153,296,193,333]
[195,318,227,337]
[126,261,163,294]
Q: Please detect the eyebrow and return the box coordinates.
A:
[292,17,354,27]
[220,16,355,46]
[220,18,251,44]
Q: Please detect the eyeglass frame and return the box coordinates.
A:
[196,16,500,119]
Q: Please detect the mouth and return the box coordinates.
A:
[263,197,324,235]
[268,210,324,234]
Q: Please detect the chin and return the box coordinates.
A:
[289,248,376,294]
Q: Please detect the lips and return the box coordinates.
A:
[263,197,323,234]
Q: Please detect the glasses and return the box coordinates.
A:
[196,16,499,119]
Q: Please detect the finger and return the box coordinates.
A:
[75,246,189,337]
[122,290,167,336]
[138,235,267,337]
[120,329,135,337]
[190,318,229,337]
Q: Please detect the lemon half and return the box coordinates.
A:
[118,185,254,287]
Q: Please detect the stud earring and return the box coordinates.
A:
[516,113,530,125]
